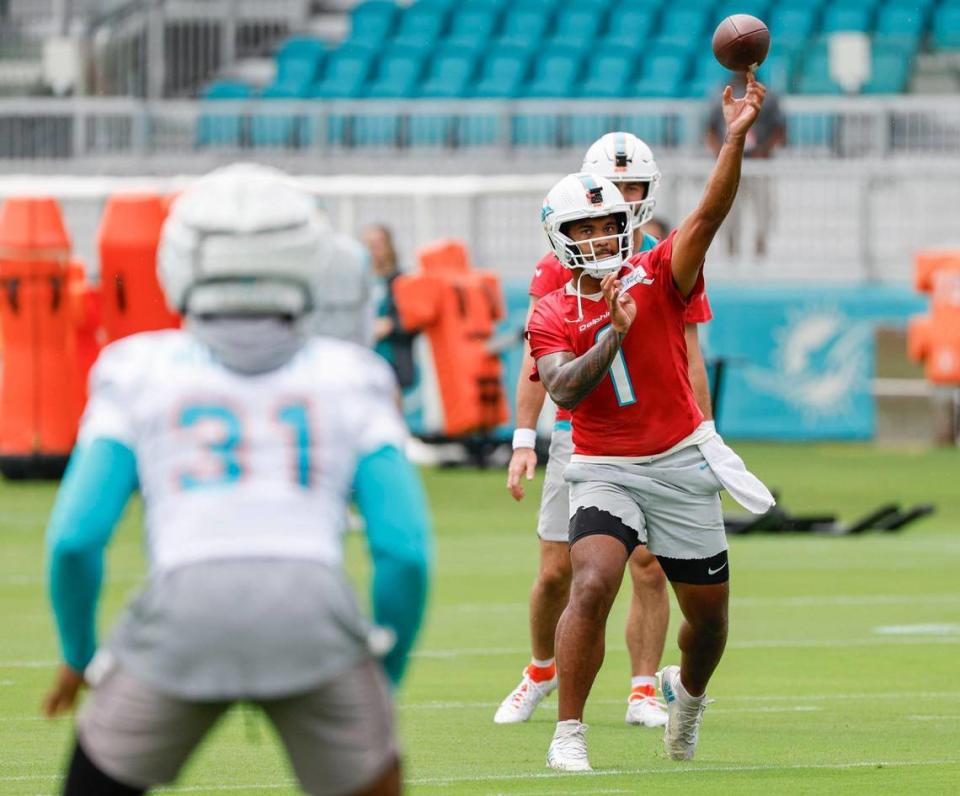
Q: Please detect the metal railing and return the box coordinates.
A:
[0,95,959,165]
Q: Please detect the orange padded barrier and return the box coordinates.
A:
[0,197,83,476]
[98,193,180,342]
[908,252,960,384]
[393,240,508,437]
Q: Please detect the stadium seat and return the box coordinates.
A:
[472,45,532,98]
[548,8,606,50]
[364,46,425,98]
[346,1,398,48]
[445,6,502,50]
[631,53,689,97]
[769,7,819,51]
[795,51,843,95]
[932,5,960,50]
[249,84,306,149]
[876,1,929,38]
[686,53,734,98]
[659,7,709,41]
[861,52,911,93]
[311,44,376,99]
[271,37,325,93]
[787,111,836,149]
[822,5,875,33]
[196,80,252,148]
[393,5,450,50]
[755,50,796,94]
[496,9,553,48]
[601,8,659,53]
[523,49,585,97]
[512,110,562,148]
[579,53,637,98]
[419,48,477,98]
[712,0,771,25]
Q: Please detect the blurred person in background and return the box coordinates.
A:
[43,165,431,796]
[364,224,418,390]
[706,71,785,259]
[643,216,672,244]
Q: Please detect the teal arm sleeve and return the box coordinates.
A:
[353,445,432,686]
[46,438,137,672]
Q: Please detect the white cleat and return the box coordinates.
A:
[658,665,708,761]
[546,720,592,771]
[493,667,557,724]
[625,694,669,727]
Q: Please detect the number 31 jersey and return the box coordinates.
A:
[527,231,704,457]
[78,330,406,574]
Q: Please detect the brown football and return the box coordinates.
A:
[712,14,770,72]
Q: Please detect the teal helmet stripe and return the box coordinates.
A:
[614,132,627,157]
[578,174,599,192]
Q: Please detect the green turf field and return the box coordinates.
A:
[2,443,959,795]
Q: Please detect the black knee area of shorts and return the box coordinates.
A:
[657,550,729,585]
[64,741,145,796]
[569,506,639,555]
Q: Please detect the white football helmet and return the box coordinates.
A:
[542,172,633,279]
[581,132,661,226]
[158,163,330,317]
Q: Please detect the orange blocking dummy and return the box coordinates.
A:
[98,193,180,342]
[0,197,84,478]
[908,251,960,384]
[393,240,508,437]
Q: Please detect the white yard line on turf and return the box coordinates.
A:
[407,758,960,787]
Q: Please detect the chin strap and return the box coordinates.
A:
[565,269,589,325]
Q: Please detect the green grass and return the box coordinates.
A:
[2,443,960,794]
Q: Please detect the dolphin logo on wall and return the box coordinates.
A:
[744,307,874,418]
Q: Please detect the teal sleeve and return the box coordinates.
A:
[353,445,432,686]
[641,232,659,252]
[46,438,138,672]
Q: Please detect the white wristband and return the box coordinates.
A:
[512,428,537,450]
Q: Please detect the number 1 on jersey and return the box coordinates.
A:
[596,324,636,406]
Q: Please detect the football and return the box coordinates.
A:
[712,14,770,72]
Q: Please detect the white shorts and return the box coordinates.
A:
[536,425,572,542]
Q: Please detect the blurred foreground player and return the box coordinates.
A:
[499,134,713,728]
[527,75,774,770]
[43,164,432,796]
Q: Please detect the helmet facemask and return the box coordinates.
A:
[553,210,633,279]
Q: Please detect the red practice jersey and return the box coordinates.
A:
[527,231,705,457]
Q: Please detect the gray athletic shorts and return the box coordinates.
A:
[565,446,726,562]
[537,426,573,542]
[77,658,398,795]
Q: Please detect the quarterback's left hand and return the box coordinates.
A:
[43,665,85,718]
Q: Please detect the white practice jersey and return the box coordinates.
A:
[78,330,406,574]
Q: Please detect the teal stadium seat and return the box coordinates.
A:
[364,46,424,98]
[655,7,710,52]
[445,6,502,51]
[393,5,450,50]
[795,51,843,95]
[549,9,606,50]
[755,50,796,94]
[933,4,960,50]
[346,1,398,48]
[632,52,689,97]
[822,4,875,34]
[861,52,911,93]
[687,53,734,98]
[311,44,376,98]
[250,84,308,149]
[580,53,637,98]
[713,0,771,24]
[496,10,553,49]
[196,80,251,148]
[601,8,659,54]
[769,7,819,52]
[515,49,585,146]
[412,50,478,147]
[465,46,532,145]
[272,37,325,93]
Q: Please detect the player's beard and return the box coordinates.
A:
[189,315,307,374]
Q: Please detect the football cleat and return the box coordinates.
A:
[493,667,557,724]
[546,720,592,772]
[659,665,708,760]
[625,694,669,727]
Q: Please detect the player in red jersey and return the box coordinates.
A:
[498,134,713,729]
[528,75,775,770]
